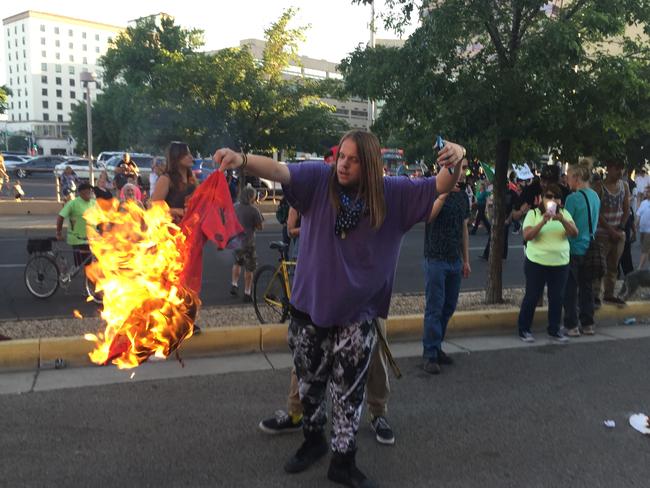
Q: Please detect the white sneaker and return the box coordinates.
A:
[566,327,581,337]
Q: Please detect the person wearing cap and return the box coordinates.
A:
[56,182,95,266]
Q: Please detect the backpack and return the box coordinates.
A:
[276,198,290,225]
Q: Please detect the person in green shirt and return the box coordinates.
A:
[56,182,95,266]
[517,183,578,343]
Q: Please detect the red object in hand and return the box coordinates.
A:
[179,171,243,294]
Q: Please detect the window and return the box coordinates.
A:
[9,78,12,85]
[40,25,45,32]
[22,37,25,45]
[11,114,15,121]
[8,53,10,61]
[69,54,74,62]
[23,75,26,83]
[70,91,76,99]
[23,63,26,71]
[10,102,13,109]
[17,89,21,97]
[95,34,100,41]
[69,42,73,49]
[83,92,87,101]
[56,102,63,110]
[14,39,17,47]
[6,28,9,37]
[23,49,25,58]
[54,27,59,34]
[69,66,75,75]
[56,77,62,85]
[22,24,24,32]
[68,29,73,36]
[55,40,60,47]
[18,114,21,121]
[57,114,64,122]
[82,57,87,64]
[41,50,46,57]
[25,112,28,121]
[18,101,21,108]
[55,64,62,73]
[56,89,62,97]
[43,113,49,121]
[41,38,46,45]
[95,46,100,53]
[69,79,75,87]
[25,101,28,109]
[95,81,102,90]
[42,101,49,108]
[82,44,87,51]
[82,32,87,39]
[55,53,60,60]
[42,88,48,96]
[8,66,12,74]
[14,26,17,34]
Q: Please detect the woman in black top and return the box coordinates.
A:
[151,141,197,223]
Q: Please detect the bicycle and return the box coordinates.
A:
[252,241,296,324]
[24,237,102,303]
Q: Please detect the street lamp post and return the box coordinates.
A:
[367,0,376,130]
[80,71,97,185]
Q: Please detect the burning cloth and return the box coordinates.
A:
[84,171,243,369]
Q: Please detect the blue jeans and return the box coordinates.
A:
[518,258,569,335]
[423,258,462,360]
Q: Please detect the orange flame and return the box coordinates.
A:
[73,309,83,319]
[83,200,200,369]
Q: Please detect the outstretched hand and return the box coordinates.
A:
[436,141,464,169]
[213,148,243,173]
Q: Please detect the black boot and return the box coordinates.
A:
[284,430,328,474]
[327,450,377,488]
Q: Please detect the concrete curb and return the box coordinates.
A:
[0,302,647,371]
[0,200,62,215]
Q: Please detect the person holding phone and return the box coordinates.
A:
[517,183,578,343]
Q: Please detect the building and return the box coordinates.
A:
[2,11,122,154]
[237,38,371,131]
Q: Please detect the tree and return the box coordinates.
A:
[344,0,650,303]
[70,11,347,158]
[0,85,12,114]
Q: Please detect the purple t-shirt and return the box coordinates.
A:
[283,162,437,327]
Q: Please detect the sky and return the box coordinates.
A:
[1,0,417,85]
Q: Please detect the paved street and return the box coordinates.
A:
[1,330,649,487]
[0,226,529,321]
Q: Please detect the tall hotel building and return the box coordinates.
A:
[2,11,121,154]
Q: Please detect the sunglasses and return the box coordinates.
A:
[544,193,559,199]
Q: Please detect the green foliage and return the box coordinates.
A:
[344,0,650,303]
[70,10,346,157]
[0,85,12,115]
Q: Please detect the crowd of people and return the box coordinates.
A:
[20,134,649,487]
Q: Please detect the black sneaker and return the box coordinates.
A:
[423,359,441,375]
[284,433,328,474]
[243,294,252,303]
[603,296,627,306]
[370,416,395,445]
[594,298,602,310]
[258,410,303,434]
[327,450,377,488]
[192,324,201,335]
[229,285,238,296]
[437,349,454,365]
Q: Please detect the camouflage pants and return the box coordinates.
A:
[288,316,377,454]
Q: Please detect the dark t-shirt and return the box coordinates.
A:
[234,202,263,247]
[424,191,470,262]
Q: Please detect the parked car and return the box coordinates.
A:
[104,153,154,187]
[1,154,32,171]
[54,159,101,180]
[13,155,69,178]
[97,151,123,164]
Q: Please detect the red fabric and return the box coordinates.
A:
[179,171,244,294]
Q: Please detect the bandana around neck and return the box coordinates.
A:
[335,188,365,239]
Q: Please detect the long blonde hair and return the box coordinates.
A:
[568,157,593,182]
[328,130,386,229]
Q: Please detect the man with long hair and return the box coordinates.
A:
[214,130,464,487]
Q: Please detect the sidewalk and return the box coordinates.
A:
[2,321,649,395]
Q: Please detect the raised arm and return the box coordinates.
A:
[213,149,290,186]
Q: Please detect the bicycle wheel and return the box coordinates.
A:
[85,277,103,304]
[24,254,59,299]
[253,264,289,324]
